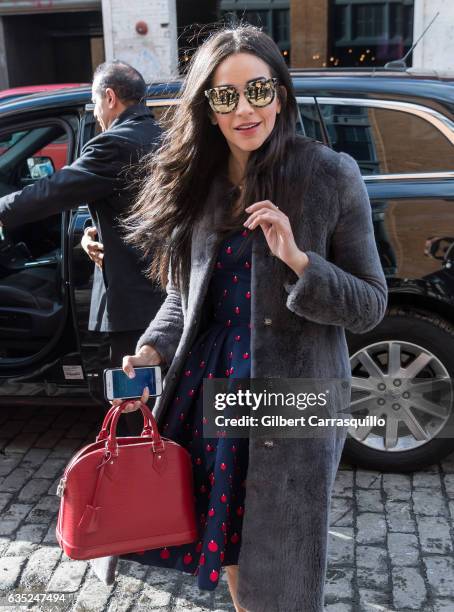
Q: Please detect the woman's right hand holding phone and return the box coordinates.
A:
[112,344,163,413]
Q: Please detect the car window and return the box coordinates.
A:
[0,125,68,181]
[148,104,176,130]
[297,103,323,141]
[147,102,321,144]
[0,130,30,156]
[317,102,454,175]
[82,105,174,149]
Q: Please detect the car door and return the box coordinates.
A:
[0,114,78,369]
[315,94,454,470]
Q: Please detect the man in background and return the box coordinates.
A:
[0,61,164,435]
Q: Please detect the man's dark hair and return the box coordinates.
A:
[93,60,147,104]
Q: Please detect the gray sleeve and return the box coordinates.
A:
[284,151,388,334]
[135,265,184,365]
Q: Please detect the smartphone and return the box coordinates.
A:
[103,366,162,401]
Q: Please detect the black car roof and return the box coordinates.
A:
[0,68,453,119]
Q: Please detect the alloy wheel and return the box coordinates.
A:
[348,340,453,451]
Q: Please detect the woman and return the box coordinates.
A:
[98,24,388,612]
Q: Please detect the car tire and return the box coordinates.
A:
[344,306,454,472]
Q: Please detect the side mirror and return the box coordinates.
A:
[27,156,55,179]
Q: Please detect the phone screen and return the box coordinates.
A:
[109,367,157,399]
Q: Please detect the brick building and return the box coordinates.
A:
[0,0,449,89]
[290,0,415,68]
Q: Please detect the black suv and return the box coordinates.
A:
[1,68,454,472]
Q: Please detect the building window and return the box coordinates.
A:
[389,3,403,39]
[389,3,413,40]
[354,4,385,38]
[243,10,270,33]
[273,9,290,44]
[331,1,414,67]
[220,6,290,64]
[334,5,348,41]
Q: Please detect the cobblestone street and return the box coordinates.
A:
[1,402,454,612]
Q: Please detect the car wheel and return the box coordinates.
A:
[344,307,454,472]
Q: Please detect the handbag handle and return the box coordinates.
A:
[96,401,153,442]
[106,401,165,457]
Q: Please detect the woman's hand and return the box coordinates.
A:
[113,385,150,413]
[123,344,163,378]
[111,344,163,413]
[243,200,309,277]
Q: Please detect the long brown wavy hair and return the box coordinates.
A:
[125,23,312,292]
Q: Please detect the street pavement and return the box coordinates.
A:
[1,402,454,611]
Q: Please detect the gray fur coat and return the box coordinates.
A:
[93,136,388,611]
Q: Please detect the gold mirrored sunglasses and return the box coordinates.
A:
[204,77,279,114]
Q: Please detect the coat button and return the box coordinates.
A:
[263,440,274,448]
[264,318,272,326]
[171,373,178,380]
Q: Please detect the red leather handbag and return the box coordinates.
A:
[55,401,198,560]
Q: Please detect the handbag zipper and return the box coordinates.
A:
[55,441,95,498]
[55,435,180,498]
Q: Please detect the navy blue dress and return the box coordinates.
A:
[121,227,252,590]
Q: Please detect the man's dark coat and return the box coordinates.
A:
[0,103,163,332]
